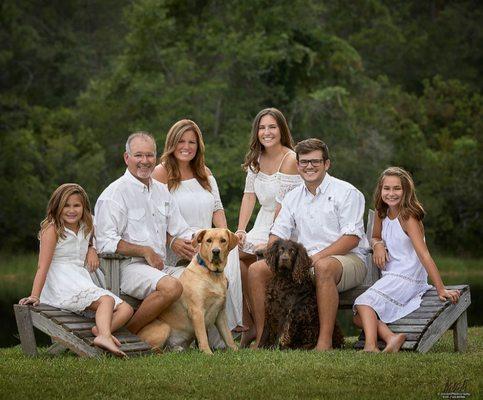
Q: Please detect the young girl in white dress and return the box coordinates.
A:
[152,119,243,347]
[19,183,133,356]
[353,167,460,353]
[236,107,301,347]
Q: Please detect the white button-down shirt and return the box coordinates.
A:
[271,173,367,260]
[94,169,192,260]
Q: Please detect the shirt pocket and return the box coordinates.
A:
[127,208,148,242]
[314,200,339,231]
[154,205,168,230]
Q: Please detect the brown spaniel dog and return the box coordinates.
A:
[259,239,344,350]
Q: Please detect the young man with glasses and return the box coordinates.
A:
[247,138,367,351]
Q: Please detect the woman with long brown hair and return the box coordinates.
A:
[152,119,243,346]
[236,107,301,347]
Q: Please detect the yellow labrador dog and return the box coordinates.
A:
[137,228,239,355]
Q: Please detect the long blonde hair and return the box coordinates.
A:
[160,119,211,191]
[242,107,294,173]
[374,167,425,221]
[39,183,93,241]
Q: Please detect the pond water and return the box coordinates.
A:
[1,283,481,348]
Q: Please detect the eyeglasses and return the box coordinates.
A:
[297,159,325,167]
[130,152,156,160]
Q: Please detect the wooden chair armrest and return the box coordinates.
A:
[99,253,128,296]
[98,252,128,260]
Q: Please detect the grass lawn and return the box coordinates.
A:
[1,254,481,399]
[1,328,482,400]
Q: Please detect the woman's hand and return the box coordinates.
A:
[86,246,100,272]
[437,288,460,304]
[372,243,388,270]
[172,239,196,261]
[19,295,40,306]
[235,230,247,247]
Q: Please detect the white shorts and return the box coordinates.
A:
[120,258,185,300]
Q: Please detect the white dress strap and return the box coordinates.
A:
[277,150,294,172]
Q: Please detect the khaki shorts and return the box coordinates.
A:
[310,253,366,292]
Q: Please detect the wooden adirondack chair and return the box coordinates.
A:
[340,210,471,352]
[13,260,150,358]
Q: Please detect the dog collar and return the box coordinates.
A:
[196,253,222,274]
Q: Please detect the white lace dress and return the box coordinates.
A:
[353,216,432,323]
[242,153,302,254]
[40,226,123,315]
[165,176,243,333]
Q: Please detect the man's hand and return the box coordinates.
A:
[171,238,196,261]
[143,247,164,270]
[85,246,100,272]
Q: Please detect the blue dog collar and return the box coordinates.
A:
[196,253,207,268]
[196,253,222,274]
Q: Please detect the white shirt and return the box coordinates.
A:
[94,169,192,260]
[271,173,367,260]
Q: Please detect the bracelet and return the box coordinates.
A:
[30,295,40,301]
[372,240,385,250]
[235,230,247,235]
[169,236,177,249]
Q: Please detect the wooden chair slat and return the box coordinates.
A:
[52,315,95,324]
[120,342,153,352]
[63,322,96,331]
[32,304,59,312]
[389,318,431,325]
[40,310,77,318]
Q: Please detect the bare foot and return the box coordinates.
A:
[240,327,256,349]
[315,346,333,352]
[92,326,121,347]
[383,334,406,353]
[111,335,122,347]
[315,340,333,352]
[232,325,249,333]
[93,335,127,358]
[362,346,381,353]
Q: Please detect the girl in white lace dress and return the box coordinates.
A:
[152,119,243,347]
[19,184,133,356]
[353,167,460,353]
[236,107,301,347]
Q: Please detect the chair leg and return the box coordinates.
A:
[452,310,468,352]
[13,305,38,356]
[47,339,68,355]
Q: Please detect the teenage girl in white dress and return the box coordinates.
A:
[19,183,133,356]
[236,107,302,347]
[353,167,460,352]
[152,119,243,345]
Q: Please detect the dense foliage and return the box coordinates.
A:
[1,0,481,254]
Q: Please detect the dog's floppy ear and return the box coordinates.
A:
[192,229,207,247]
[265,239,280,273]
[226,229,239,251]
[292,242,312,284]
